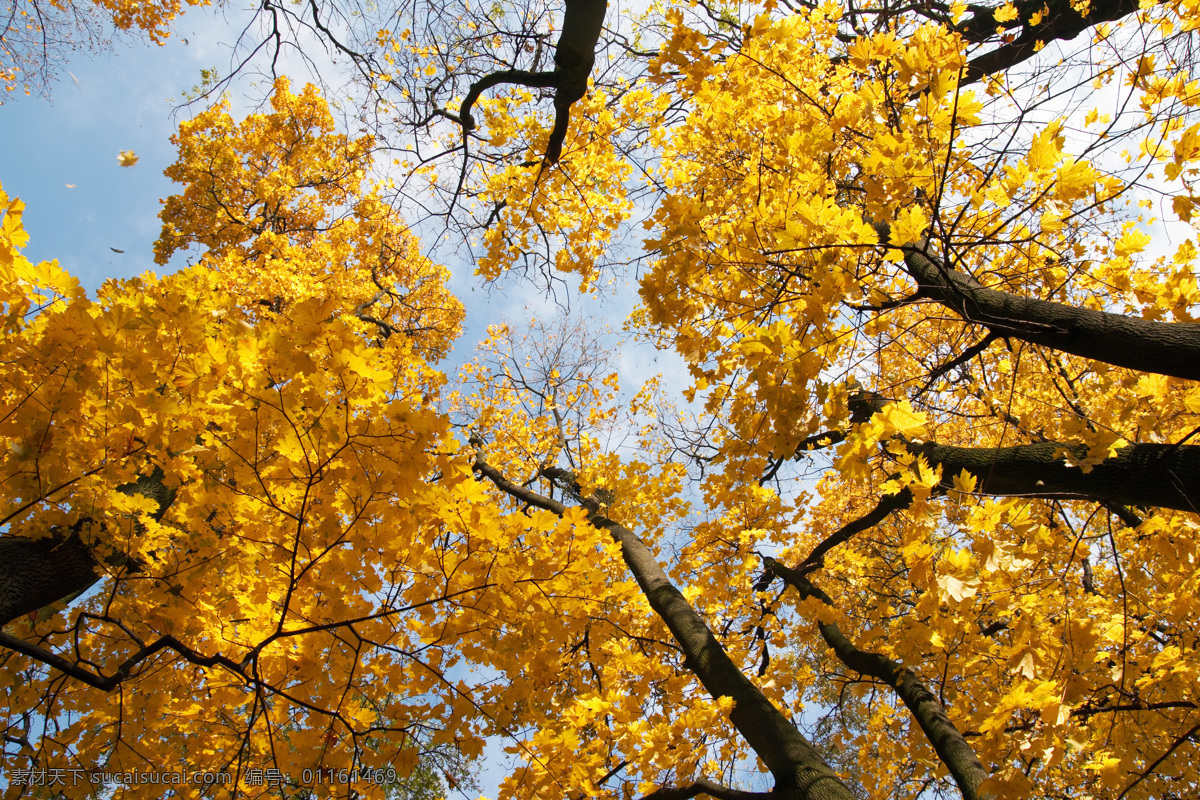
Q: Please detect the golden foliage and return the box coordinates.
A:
[7,0,1200,798]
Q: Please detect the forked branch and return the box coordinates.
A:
[471,445,855,799]
[457,0,607,164]
[765,560,989,800]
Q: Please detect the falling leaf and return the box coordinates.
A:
[118,150,139,167]
[110,247,125,254]
[65,184,76,189]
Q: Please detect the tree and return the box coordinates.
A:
[1,0,209,97]
[6,0,1200,799]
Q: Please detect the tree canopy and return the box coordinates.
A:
[5,0,1200,799]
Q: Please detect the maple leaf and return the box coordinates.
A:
[936,572,979,603]
[879,400,928,440]
[993,2,1019,22]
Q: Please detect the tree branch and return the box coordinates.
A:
[544,0,607,163]
[767,563,989,800]
[0,631,246,691]
[455,0,607,164]
[915,332,998,397]
[796,488,916,573]
[910,439,1200,513]
[640,777,775,800]
[960,0,1145,84]
[471,447,855,799]
[1116,720,1200,799]
[875,224,1200,381]
[458,69,560,132]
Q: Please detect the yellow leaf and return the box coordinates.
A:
[1114,226,1151,257]
[880,400,928,439]
[993,2,1019,22]
[1028,125,1065,172]
[937,572,979,603]
[891,206,929,246]
[1013,649,1037,679]
[1174,195,1194,222]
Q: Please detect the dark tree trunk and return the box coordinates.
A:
[0,534,99,627]
[766,560,989,800]
[911,440,1200,514]
[815,619,987,800]
[473,455,858,800]
[0,467,174,628]
[545,0,607,162]
[892,237,1200,381]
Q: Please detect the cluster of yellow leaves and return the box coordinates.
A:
[10,0,1200,795]
[92,0,210,42]
[616,1,1200,796]
[457,323,773,799]
[158,78,463,360]
[470,81,669,289]
[1,202,465,794]
[0,188,84,329]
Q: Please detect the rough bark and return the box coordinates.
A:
[875,225,1200,381]
[0,533,99,628]
[473,453,856,799]
[765,560,989,800]
[959,0,1145,83]
[0,466,176,628]
[912,439,1200,514]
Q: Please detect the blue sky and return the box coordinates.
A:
[0,18,236,289]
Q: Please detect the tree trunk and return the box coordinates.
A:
[0,467,174,628]
[911,440,1200,514]
[876,225,1200,380]
[768,560,989,800]
[474,456,858,800]
[815,619,987,800]
[0,534,99,627]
